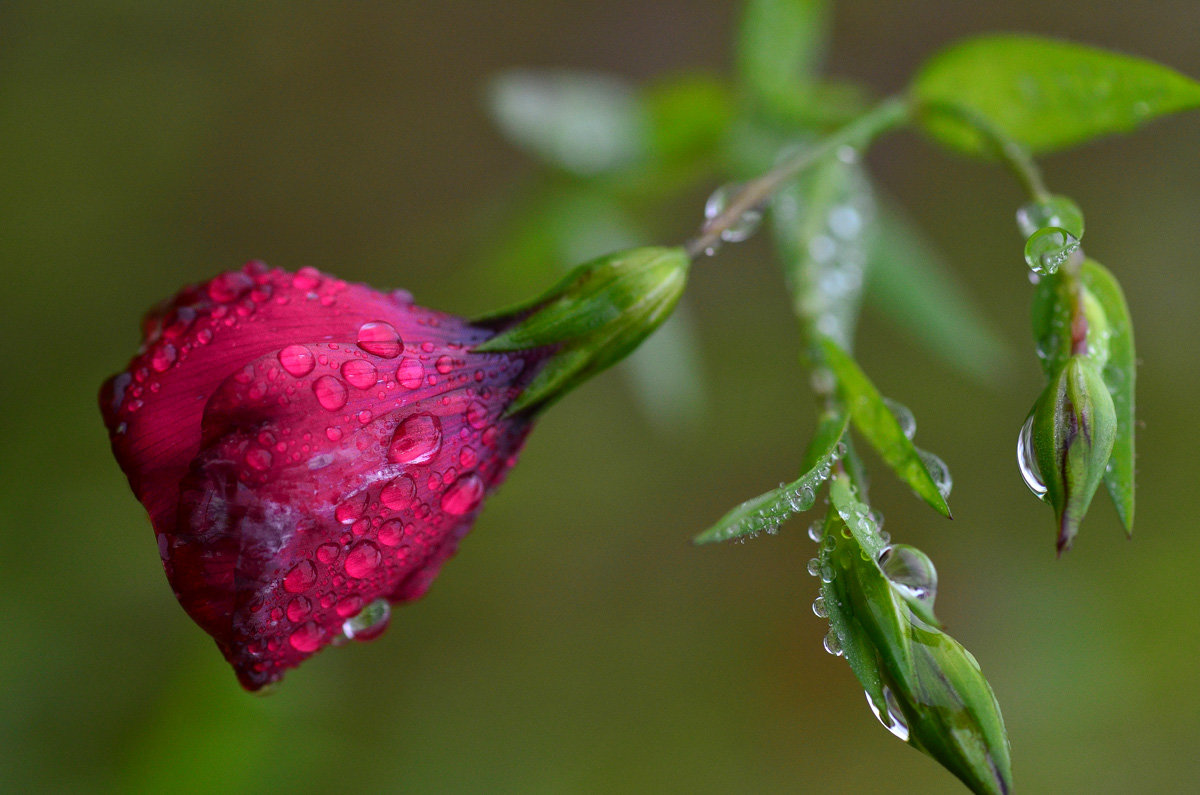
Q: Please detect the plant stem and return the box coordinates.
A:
[917,100,1050,201]
[686,96,910,258]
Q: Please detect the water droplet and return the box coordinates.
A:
[1017,414,1047,499]
[828,205,862,240]
[278,344,315,377]
[341,358,378,389]
[866,687,910,741]
[292,267,322,291]
[812,596,828,618]
[435,355,454,374]
[208,271,253,303]
[150,343,177,372]
[344,541,382,578]
[388,414,441,465]
[397,358,424,390]
[313,375,348,410]
[378,519,404,547]
[1024,226,1081,276]
[245,448,273,471]
[380,475,416,510]
[807,521,824,543]
[315,543,340,564]
[288,622,322,652]
[883,397,916,440]
[335,594,364,618]
[823,629,843,657]
[1016,195,1084,239]
[335,492,368,525]
[806,558,821,577]
[918,449,952,499]
[878,544,938,603]
[441,473,485,515]
[704,182,763,243]
[356,321,403,358]
[286,596,311,622]
[836,145,858,164]
[283,561,317,593]
[342,598,391,641]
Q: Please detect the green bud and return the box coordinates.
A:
[823,512,1011,795]
[1032,356,1117,554]
[1031,272,1110,376]
[476,246,689,414]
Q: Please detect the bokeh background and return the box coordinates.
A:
[3,2,1199,792]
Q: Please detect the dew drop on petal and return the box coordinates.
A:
[345,541,382,578]
[378,519,405,547]
[245,448,273,471]
[288,622,322,652]
[278,344,315,377]
[357,321,403,358]
[286,596,311,622]
[397,358,424,389]
[335,594,364,618]
[335,491,368,525]
[388,414,441,465]
[316,543,340,564]
[341,358,378,389]
[380,475,416,511]
[283,560,317,593]
[435,355,454,374]
[150,343,177,372]
[313,375,348,411]
[440,472,485,515]
[466,400,490,429]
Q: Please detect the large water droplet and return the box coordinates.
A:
[883,397,916,440]
[344,541,382,579]
[313,375,348,410]
[441,473,485,515]
[812,596,828,618]
[388,414,441,465]
[286,596,311,622]
[288,622,322,652]
[380,475,416,511]
[865,687,910,742]
[335,491,368,525]
[283,560,317,593]
[1017,414,1047,499]
[378,519,405,547]
[704,182,763,243]
[150,343,177,373]
[341,358,378,389]
[823,629,843,657]
[1016,195,1084,239]
[918,449,952,499]
[278,344,315,377]
[1024,226,1081,276]
[878,544,938,603]
[357,321,403,358]
[342,598,391,641]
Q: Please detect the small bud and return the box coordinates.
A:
[1032,356,1117,553]
[476,246,689,413]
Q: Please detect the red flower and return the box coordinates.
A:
[100,261,546,690]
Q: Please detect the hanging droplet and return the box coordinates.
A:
[812,596,828,618]
[878,544,938,604]
[342,598,391,641]
[806,558,822,577]
[823,629,843,657]
[1016,195,1084,239]
[807,520,824,543]
[917,449,952,499]
[1017,414,1048,499]
[1024,226,1081,276]
[703,183,763,244]
[882,397,916,440]
[865,687,910,742]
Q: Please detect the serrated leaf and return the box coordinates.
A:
[1080,260,1135,533]
[867,204,1013,385]
[772,153,875,352]
[912,34,1200,156]
[737,0,831,107]
[693,412,847,544]
[817,336,953,517]
[486,69,647,175]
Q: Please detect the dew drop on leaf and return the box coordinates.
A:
[1017,414,1048,499]
[1024,226,1081,276]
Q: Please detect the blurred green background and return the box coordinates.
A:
[3,2,1199,792]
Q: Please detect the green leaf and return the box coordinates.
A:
[771,153,875,352]
[486,69,647,175]
[866,204,1014,385]
[737,0,831,106]
[817,336,953,517]
[1080,260,1135,533]
[643,73,735,170]
[912,34,1200,156]
[693,412,847,544]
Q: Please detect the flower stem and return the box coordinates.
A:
[686,96,911,258]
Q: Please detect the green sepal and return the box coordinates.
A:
[912,34,1200,156]
[693,411,847,544]
[1032,356,1117,553]
[1079,260,1135,534]
[476,246,689,415]
[817,336,953,517]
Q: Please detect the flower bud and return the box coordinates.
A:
[826,526,1011,795]
[1032,355,1117,553]
[476,246,689,413]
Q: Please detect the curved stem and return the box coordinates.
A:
[917,100,1050,201]
[686,96,910,258]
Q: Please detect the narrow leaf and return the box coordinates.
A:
[486,69,646,175]
[693,412,847,544]
[867,204,1014,385]
[737,0,831,107]
[817,336,953,517]
[912,34,1200,156]
[1080,260,1135,533]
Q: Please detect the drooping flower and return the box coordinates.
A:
[100,262,551,690]
[101,249,689,690]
